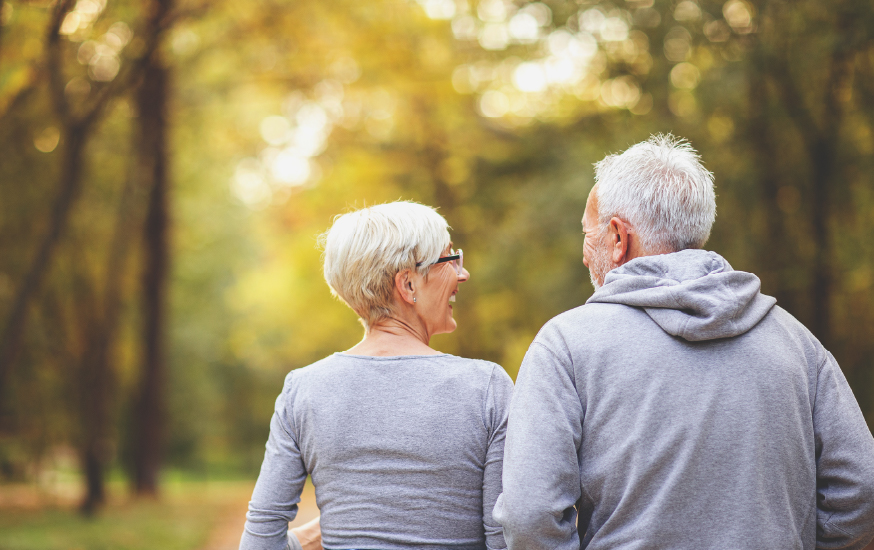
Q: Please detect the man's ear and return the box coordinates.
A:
[609,217,630,265]
[395,269,416,305]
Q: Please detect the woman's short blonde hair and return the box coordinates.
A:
[321,201,450,329]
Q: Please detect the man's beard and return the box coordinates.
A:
[588,235,616,290]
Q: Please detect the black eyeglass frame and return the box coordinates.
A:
[416,249,463,274]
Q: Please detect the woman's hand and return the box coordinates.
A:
[289,516,322,550]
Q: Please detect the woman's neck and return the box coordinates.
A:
[344,319,441,357]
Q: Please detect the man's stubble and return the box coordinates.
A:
[588,230,615,290]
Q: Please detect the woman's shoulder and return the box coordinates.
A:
[442,353,502,370]
[284,353,351,379]
[439,355,514,387]
[284,353,512,393]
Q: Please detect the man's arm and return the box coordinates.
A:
[494,339,583,550]
[814,352,874,550]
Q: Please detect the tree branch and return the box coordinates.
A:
[46,0,76,124]
[0,0,172,407]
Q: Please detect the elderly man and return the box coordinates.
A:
[494,135,874,549]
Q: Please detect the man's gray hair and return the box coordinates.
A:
[594,134,716,252]
[321,201,450,329]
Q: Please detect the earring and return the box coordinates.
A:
[413,297,417,303]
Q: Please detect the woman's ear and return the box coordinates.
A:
[395,269,416,305]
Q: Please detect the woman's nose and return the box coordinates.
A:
[458,267,470,282]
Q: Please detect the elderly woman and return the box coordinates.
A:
[240,201,513,550]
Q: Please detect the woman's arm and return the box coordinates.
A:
[241,373,310,550]
[482,365,514,550]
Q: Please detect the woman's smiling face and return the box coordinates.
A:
[416,245,469,337]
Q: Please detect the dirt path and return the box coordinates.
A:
[199,481,320,550]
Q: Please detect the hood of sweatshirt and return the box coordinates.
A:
[586,249,777,341]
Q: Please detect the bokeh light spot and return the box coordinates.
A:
[518,3,552,27]
[513,62,547,93]
[600,76,640,108]
[600,17,629,42]
[271,151,311,186]
[418,0,456,20]
[670,62,700,89]
[663,26,692,62]
[723,0,754,32]
[89,52,120,82]
[508,12,539,41]
[579,9,605,35]
[479,90,510,117]
[704,20,731,42]
[477,0,511,23]
[232,158,272,208]
[673,1,701,22]
[452,15,479,40]
[479,23,510,50]
[34,127,60,153]
[260,116,291,146]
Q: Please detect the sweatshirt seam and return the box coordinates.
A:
[333,352,452,361]
[822,512,853,536]
[725,278,745,335]
[530,341,577,392]
[283,371,300,446]
[814,352,829,375]
[481,365,498,434]
[811,354,829,414]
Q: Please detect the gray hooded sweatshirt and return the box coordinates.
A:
[494,250,874,550]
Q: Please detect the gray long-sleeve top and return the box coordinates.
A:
[241,353,513,550]
[495,250,874,550]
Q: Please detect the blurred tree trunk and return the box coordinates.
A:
[78,142,147,514]
[747,50,792,311]
[130,0,172,494]
[763,4,857,348]
[806,45,852,348]
[77,278,109,515]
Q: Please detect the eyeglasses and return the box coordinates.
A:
[417,249,464,276]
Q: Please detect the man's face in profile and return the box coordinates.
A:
[582,185,614,289]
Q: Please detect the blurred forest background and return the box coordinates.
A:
[1,0,873,545]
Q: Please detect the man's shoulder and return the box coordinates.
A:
[757,305,829,364]
[538,301,650,337]
[530,301,650,360]
[767,305,815,337]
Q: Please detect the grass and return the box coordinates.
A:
[0,479,256,550]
